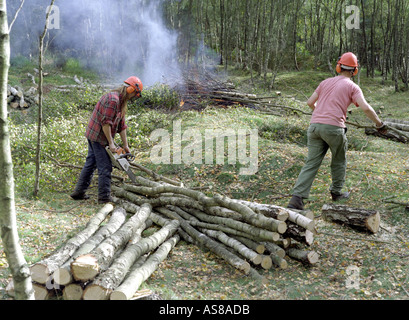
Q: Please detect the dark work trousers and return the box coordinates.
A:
[74,139,113,201]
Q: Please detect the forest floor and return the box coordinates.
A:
[1,65,409,301]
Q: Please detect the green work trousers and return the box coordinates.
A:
[292,123,348,199]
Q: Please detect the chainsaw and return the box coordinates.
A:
[106,146,137,184]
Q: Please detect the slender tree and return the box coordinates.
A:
[33,0,56,197]
[0,0,34,300]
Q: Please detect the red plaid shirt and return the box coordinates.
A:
[85,92,128,146]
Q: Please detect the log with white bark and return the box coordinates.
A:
[269,237,291,249]
[270,254,288,269]
[113,182,314,271]
[384,119,409,132]
[232,200,289,221]
[263,241,286,259]
[233,236,265,254]
[114,184,247,223]
[108,174,323,279]
[287,248,320,265]
[178,206,281,241]
[286,209,315,232]
[82,219,180,300]
[53,207,128,286]
[114,185,285,240]
[62,283,84,300]
[321,204,380,234]
[262,241,287,269]
[71,204,152,282]
[283,223,314,246]
[122,181,287,234]
[33,283,52,300]
[201,229,264,266]
[160,207,252,276]
[110,235,180,300]
[30,204,114,284]
[7,85,38,109]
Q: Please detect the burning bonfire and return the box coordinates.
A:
[141,67,283,113]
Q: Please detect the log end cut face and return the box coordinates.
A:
[30,264,50,284]
[366,212,380,234]
[71,254,100,282]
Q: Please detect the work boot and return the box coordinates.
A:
[331,191,350,202]
[287,195,304,210]
[70,190,90,201]
[98,196,114,204]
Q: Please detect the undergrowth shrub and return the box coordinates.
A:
[10,115,88,197]
[133,83,180,110]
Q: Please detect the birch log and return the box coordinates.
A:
[201,229,263,265]
[181,207,280,241]
[71,204,151,282]
[110,235,180,300]
[321,204,380,234]
[62,283,84,300]
[53,207,127,286]
[82,219,180,300]
[160,207,251,275]
[287,248,319,265]
[30,204,114,284]
[122,183,287,234]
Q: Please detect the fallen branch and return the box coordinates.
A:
[346,120,409,143]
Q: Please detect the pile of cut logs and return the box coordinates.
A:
[7,85,38,109]
[7,169,320,300]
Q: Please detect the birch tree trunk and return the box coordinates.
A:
[0,0,34,300]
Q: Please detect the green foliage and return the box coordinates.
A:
[10,55,32,69]
[126,107,173,149]
[10,115,88,197]
[134,83,180,110]
[62,58,83,74]
[258,119,308,144]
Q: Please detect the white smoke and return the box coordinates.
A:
[8,0,181,87]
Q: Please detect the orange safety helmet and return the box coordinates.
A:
[124,76,143,95]
[336,52,359,76]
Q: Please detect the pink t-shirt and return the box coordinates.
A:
[310,76,364,128]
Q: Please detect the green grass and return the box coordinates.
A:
[1,64,409,300]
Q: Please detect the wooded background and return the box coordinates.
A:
[7,0,409,90]
[163,0,409,90]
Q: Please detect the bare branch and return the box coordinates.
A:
[8,0,25,32]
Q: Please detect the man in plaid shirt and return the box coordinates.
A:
[71,76,143,203]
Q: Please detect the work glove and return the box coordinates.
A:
[376,122,388,135]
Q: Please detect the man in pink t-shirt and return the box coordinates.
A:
[287,52,386,210]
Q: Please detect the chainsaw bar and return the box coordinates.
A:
[106,147,137,184]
